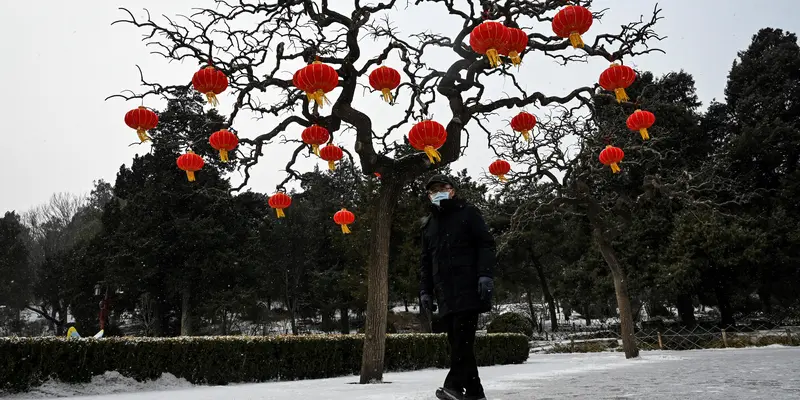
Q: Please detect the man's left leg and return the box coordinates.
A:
[452,311,484,399]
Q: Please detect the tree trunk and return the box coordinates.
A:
[321,307,333,333]
[583,304,592,326]
[532,258,558,332]
[359,180,401,384]
[714,283,735,327]
[340,306,350,334]
[221,309,228,335]
[525,290,537,331]
[676,293,696,327]
[180,286,192,336]
[594,231,639,359]
[403,298,409,313]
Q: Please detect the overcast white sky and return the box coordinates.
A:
[1,0,797,213]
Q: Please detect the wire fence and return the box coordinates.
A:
[529,323,800,353]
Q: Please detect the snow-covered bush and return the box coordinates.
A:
[0,333,529,392]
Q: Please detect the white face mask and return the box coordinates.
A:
[430,191,450,206]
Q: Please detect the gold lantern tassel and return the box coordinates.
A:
[610,163,621,174]
[521,130,530,141]
[341,224,351,234]
[381,88,393,103]
[614,88,629,103]
[569,31,584,48]
[186,171,196,182]
[309,89,331,108]
[219,149,229,162]
[423,145,442,164]
[328,160,336,170]
[486,48,502,68]
[312,144,320,156]
[498,174,508,182]
[639,128,650,140]
[276,208,285,218]
[508,51,522,66]
[205,92,219,107]
[136,128,150,143]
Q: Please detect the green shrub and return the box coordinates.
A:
[0,333,529,392]
[487,312,533,337]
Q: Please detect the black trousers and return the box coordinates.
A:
[442,311,484,396]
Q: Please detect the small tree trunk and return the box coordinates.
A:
[221,309,228,335]
[525,290,537,330]
[340,306,351,334]
[594,230,639,359]
[321,307,333,333]
[584,304,592,326]
[532,258,558,332]
[676,293,696,327]
[714,283,735,327]
[180,286,192,336]
[359,180,401,384]
[403,298,409,313]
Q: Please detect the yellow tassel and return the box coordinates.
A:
[611,163,621,174]
[614,88,629,103]
[136,128,150,143]
[521,130,530,141]
[639,128,650,140]
[341,224,351,234]
[381,88,393,103]
[186,171,196,182]
[328,160,336,170]
[486,48,502,68]
[508,51,521,66]
[205,92,219,107]
[276,208,285,218]
[309,89,331,108]
[219,149,229,162]
[312,144,320,156]
[423,145,442,164]
[498,175,507,182]
[569,32,584,48]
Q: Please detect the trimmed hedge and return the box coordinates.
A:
[487,312,534,337]
[0,333,529,392]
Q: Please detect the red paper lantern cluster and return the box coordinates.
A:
[192,65,229,107]
[552,5,594,49]
[268,192,292,218]
[469,22,512,68]
[293,59,339,108]
[302,125,330,156]
[369,66,401,103]
[510,111,537,141]
[124,106,158,143]
[408,120,447,164]
[504,27,529,66]
[334,208,355,234]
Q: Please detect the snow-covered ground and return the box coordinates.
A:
[4,346,799,399]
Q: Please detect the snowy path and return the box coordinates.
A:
[6,347,800,399]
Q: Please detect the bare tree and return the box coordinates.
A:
[110,0,663,382]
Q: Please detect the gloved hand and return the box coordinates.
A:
[420,293,434,312]
[478,276,494,301]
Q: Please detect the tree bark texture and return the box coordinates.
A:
[595,230,639,358]
[180,286,192,336]
[359,180,402,384]
[340,306,351,334]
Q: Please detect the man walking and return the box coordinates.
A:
[419,175,496,400]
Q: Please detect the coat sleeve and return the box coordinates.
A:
[466,205,496,278]
[419,218,434,295]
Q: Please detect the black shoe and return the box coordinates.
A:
[436,387,463,400]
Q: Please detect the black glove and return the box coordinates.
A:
[420,293,434,312]
[478,276,494,301]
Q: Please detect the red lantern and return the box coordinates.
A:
[374,172,381,179]
[192,66,229,107]
[268,193,292,218]
[599,145,625,174]
[124,106,158,143]
[408,120,447,164]
[469,21,511,68]
[504,27,528,66]
[489,160,511,182]
[292,59,339,108]
[510,112,537,141]
[368,66,401,103]
[333,208,355,234]
[552,5,593,49]
[208,129,239,162]
[627,110,656,140]
[176,151,205,182]
[599,63,636,103]
[319,144,343,170]
[301,125,330,156]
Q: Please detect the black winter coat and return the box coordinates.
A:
[419,198,496,317]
